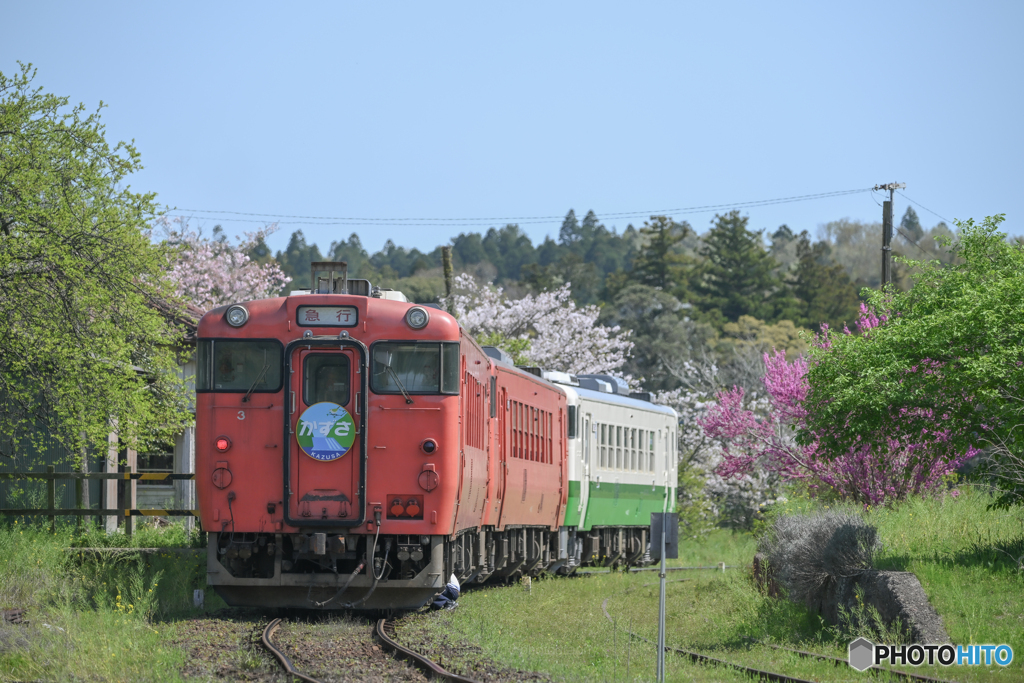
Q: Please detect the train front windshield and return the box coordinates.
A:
[196,340,283,392]
[371,342,460,395]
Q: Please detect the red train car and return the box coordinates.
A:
[196,263,568,610]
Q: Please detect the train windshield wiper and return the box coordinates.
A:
[386,366,414,405]
[242,351,270,403]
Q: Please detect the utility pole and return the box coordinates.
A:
[441,246,454,314]
[873,182,905,287]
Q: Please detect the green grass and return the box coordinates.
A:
[0,518,226,682]
[408,490,1024,682]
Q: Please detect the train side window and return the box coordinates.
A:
[303,354,351,406]
[207,340,283,392]
[599,424,606,468]
[548,412,553,464]
[649,431,656,471]
[196,340,212,391]
[630,428,637,471]
[441,343,461,394]
[637,429,644,471]
[489,377,497,418]
[567,405,577,439]
[616,426,622,469]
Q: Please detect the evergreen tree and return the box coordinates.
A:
[451,231,487,267]
[632,215,691,292]
[328,232,370,277]
[900,206,924,242]
[481,224,537,282]
[558,209,581,246]
[694,211,784,323]
[274,230,323,289]
[787,231,860,331]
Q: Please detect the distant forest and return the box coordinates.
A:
[245,206,957,389]
[254,207,951,322]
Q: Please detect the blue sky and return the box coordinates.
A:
[5,2,1022,255]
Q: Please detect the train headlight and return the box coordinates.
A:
[421,438,437,455]
[225,305,249,327]
[405,306,429,329]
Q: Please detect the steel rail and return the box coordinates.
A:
[375,618,483,683]
[601,585,818,683]
[751,639,959,683]
[603,580,957,683]
[261,618,326,683]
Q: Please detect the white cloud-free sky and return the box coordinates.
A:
[5,2,1021,255]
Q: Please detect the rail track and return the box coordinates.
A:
[260,616,484,683]
[602,579,958,683]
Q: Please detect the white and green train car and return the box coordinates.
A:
[548,372,678,570]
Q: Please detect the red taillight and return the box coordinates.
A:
[387,494,424,519]
[216,437,231,452]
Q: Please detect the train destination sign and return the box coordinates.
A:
[297,305,358,326]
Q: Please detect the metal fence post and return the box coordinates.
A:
[75,476,83,531]
[125,465,134,539]
[46,465,55,533]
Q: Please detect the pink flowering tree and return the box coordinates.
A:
[700,342,977,505]
[157,216,291,312]
[446,273,633,377]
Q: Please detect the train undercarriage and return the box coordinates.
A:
[208,525,654,610]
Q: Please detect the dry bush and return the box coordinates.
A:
[757,511,879,610]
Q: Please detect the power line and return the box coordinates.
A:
[163,187,873,228]
[896,190,951,224]
[895,227,943,261]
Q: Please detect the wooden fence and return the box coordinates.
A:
[0,467,197,537]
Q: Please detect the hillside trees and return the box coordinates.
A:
[631,215,692,294]
[0,64,191,460]
[693,211,791,323]
[787,231,861,331]
[275,230,323,289]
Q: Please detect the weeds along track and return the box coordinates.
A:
[601,580,958,683]
[260,616,483,683]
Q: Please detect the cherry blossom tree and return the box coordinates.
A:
[157,216,291,312]
[445,273,632,377]
[655,361,784,529]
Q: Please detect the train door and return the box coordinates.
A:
[579,412,592,524]
[284,341,368,527]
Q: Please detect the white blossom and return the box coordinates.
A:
[654,361,782,529]
[157,216,291,312]
[446,273,633,377]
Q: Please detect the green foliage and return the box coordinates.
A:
[274,229,323,289]
[786,231,861,332]
[632,215,692,294]
[805,216,1024,505]
[0,522,218,681]
[0,63,192,462]
[693,211,789,323]
[476,331,531,365]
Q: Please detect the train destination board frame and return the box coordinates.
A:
[297,306,358,326]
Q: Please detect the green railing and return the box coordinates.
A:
[0,466,197,536]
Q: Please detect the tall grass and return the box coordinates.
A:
[0,518,220,682]
[410,488,1024,682]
